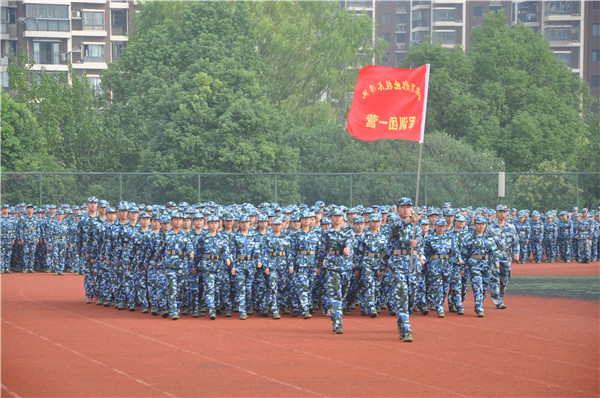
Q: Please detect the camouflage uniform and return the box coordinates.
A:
[17,207,40,273]
[379,198,422,341]
[462,218,498,316]
[576,210,595,263]
[1,209,16,273]
[543,215,558,262]
[195,221,230,318]
[231,220,263,319]
[355,213,387,316]
[556,212,573,262]
[423,219,461,316]
[316,208,355,333]
[485,206,519,309]
[289,217,320,317]
[263,218,292,318]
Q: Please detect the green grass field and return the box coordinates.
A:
[509,276,600,301]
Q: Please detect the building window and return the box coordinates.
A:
[545,27,572,42]
[382,32,391,43]
[25,4,69,32]
[592,50,600,63]
[33,41,61,65]
[83,44,105,62]
[382,52,391,63]
[381,13,392,24]
[591,76,600,88]
[473,6,484,17]
[489,6,503,13]
[82,11,104,30]
[432,31,456,45]
[555,52,572,67]
[112,42,126,61]
[517,1,538,22]
[593,24,600,36]
[433,8,458,22]
[545,1,572,16]
[88,77,103,95]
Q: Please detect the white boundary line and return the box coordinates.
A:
[3,320,176,398]
[13,290,329,398]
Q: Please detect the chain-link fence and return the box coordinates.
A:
[1,171,598,211]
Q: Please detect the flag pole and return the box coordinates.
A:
[409,141,423,273]
[409,63,429,273]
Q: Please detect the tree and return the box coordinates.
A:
[248,1,378,126]
[403,12,593,172]
[7,54,122,171]
[0,89,59,171]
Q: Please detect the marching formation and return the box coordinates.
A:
[1,198,598,342]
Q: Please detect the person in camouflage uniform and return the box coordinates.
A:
[486,205,520,309]
[543,212,558,262]
[194,215,231,319]
[230,214,263,320]
[462,216,499,317]
[262,216,292,319]
[316,207,355,334]
[514,211,531,263]
[1,205,16,273]
[289,212,320,319]
[17,204,40,273]
[379,198,422,342]
[47,210,69,275]
[576,208,595,263]
[423,218,462,317]
[355,212,387,318]
[528,211,544,263]
[150,212,194,320]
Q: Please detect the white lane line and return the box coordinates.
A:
[3,320,176,397]
[1,383,21,398]
[17,291,328,398]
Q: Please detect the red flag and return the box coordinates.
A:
[346,64,430,143]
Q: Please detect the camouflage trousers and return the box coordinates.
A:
[202,271,219,314]
[490,261,510,306]
[324,269,351,329]
[578,238,593,262]
[358,266,378,314]
[165,267,184,316]
[469,268,488,313]
[253,268,268,313]
[543,239,557,261]
[531,241,543,262]
[234,263,255,316]
[389,269,414,334]
[557,238,571,262]
[293,267,315,314]
[446,265,463,311]
[518,239,529,262]
[22,241,37,272]
[132,267,149,310]
[147,266,167,314]
[83,255,97,299]
[1,240,13,271]
[47,244,67,273]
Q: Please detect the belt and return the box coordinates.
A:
[328,250,343,255]
[202,254,222,260]
[365,252,382,258]
[82,241,88,245]
[237,255,254,261]
[580,229,590,233]
[269,251,286,257]
[497,246,512,253]
[166,250,183,256]
[471,254,490,260]
[392,249,416,255]
[430,255,449,260]
[298,250,316,255]
[519,231,527,234]
[533,232,541,235]
[53,235,66,239]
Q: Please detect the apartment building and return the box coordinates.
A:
[342,0,599,99]
[1,0,135,94]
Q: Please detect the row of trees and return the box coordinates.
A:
[2,2,598,207]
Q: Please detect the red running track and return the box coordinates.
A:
[1,262,598,397]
